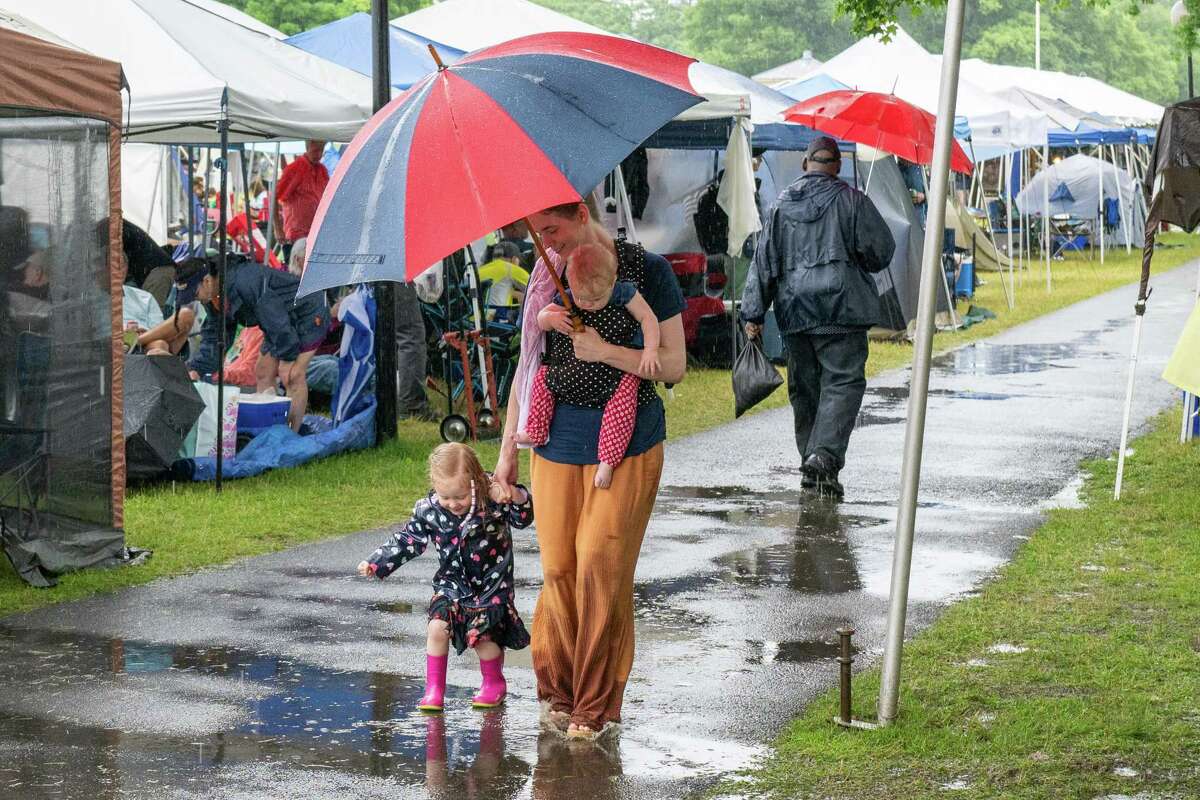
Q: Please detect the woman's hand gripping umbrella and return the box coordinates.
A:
[295,32,704,310]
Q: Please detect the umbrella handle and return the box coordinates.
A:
[524,217,582,331]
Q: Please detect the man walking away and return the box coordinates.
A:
[740,136,895,499]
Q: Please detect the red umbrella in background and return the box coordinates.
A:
[784,90,973,175]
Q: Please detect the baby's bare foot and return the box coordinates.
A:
[594,463,614,489]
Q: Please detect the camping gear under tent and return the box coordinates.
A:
[1015,153,1146,247]
[0,26,127,586]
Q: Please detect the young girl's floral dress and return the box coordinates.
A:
[367,487,533,655]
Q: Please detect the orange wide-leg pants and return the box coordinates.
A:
[529,444,663,731]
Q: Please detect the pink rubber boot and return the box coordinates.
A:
[418,654,448,712]
[471,652,506,708]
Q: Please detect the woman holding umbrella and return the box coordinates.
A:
[492,201,686,739]
[294,31,706,739]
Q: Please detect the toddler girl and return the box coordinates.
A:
[357,443,532,712]
[517,243,660,489]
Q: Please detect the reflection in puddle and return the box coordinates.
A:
[0,627,538,799]
[932,342,1084,376]
[371,600,415,615]
[713,506,881,593]
[745,638,859,665]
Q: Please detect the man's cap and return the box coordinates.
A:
[805,135,841,163]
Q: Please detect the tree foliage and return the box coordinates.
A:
[221,0,427,36]
[232,0,1194,103]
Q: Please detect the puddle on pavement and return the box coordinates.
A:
[931,342,1084,376]
[0,626,555,799]
[711,507,883,593]
[371,601,415,615]
[744,638,859,665]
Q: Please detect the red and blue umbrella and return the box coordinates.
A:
[299,32,702,299]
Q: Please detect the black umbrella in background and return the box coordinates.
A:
[123,355,205,481]
[1115,98,1200,498]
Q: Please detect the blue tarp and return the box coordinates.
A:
[284,12,464,90]
[187,402,376,481]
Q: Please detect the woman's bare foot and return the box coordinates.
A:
[539,703,570,732]
[566,722,599,740]
[594,462,614,489]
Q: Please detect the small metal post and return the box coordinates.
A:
[837,627,854,725]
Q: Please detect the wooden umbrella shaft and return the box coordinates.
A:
[523,217,581,329]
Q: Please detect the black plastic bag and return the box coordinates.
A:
[732,328,783,418]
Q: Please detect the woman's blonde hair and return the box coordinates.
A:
[428,443,490,505]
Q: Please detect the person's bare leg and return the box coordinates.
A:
[137,307,195,353]
[283,349,316,430]
[256,353,279,394]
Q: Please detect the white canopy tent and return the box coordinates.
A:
[753,50,823,87]
[958,58,1164,127]
[393,0,613,52]
[4,0,374,144]
[188,0,284,38]
[815,27,1048,158]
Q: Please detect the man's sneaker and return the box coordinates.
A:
[802,453,844,500]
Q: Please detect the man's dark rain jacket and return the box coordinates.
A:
[741,172,896,333]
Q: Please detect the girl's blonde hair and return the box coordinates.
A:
[428,443,490,506]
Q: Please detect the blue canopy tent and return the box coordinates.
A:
[284,12,465,90]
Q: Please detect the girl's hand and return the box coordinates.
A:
[357,561,376,577]
[639,347,661,378]
[569,326,612,363]
[539,304,575,335]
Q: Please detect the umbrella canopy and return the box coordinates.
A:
[300,32,702,298]
[1145,98,1200,233]
[784,90,973,175]
[285,12,465,91]
[123,355,205,480]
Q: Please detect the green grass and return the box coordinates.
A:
[737,407,1200,799]
[1,235,1197,617]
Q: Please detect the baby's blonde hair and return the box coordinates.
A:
[567,242,617,298]
[428,443,490,505]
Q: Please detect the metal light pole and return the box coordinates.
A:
[372,0,398,443]
[1035,1,1041,71]
[877,0,967,726]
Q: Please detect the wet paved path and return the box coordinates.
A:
[2,264,1196,799]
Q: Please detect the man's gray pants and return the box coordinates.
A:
[783,330,868,471]
[394,282,429,413]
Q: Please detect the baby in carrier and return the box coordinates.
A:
[517,243,660,488]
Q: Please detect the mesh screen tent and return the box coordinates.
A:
[0,26,127,587]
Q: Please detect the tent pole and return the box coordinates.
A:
[266,142,279,251]
[1042,143,1051,290]
[1117,229,1158,498]
[1097,145,1106,264]
[1005,153,1015,309]
[372,0,399,444]
[187,146,196,256]
[1112,145,1132,254]
[216,99,229,492]
[878,0,966,727]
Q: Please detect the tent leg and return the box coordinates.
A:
[187,146,195,255]
[267,142,280,251]
[1005,153,1015,310]
[1097,146,1105,265]
[1114,312,1144,500]
[1043,143,1050,291]
[216,109,229,492]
